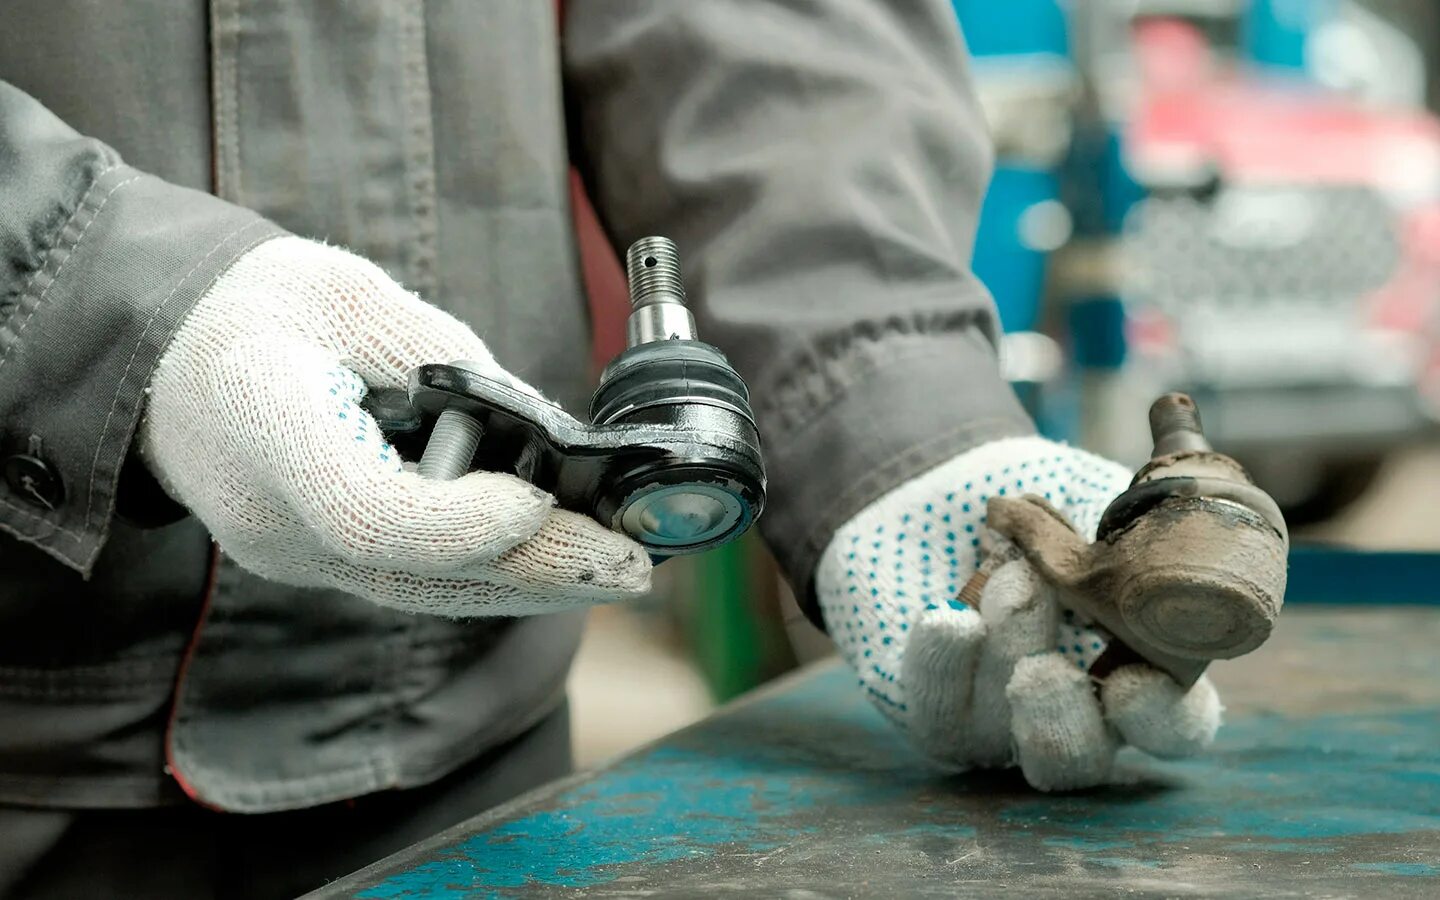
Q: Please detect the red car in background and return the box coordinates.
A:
[1088,14,1440,520]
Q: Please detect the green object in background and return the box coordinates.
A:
[688,534,795,702]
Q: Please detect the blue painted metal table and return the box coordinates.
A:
[317,606,1440,898]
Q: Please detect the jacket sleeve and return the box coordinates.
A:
[563,0,1036,616]
[0,82,281,573]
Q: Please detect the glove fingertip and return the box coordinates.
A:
[578,528,653,598]
[905,606,985,683]
[458,474,556,548]
[980,561,1057,660]
[467,468,554,504]
[896,607,985,765]
[913,604,984,645]
[1101,666,1222,759]
[1008,654,1116,791]
[490,508,654,600]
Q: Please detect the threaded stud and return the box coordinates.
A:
[625,236,686,308]
[622,236,695,345]
[1148,392,1211,458]
[418,408,484,480]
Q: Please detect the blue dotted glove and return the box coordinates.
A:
[815,437,1222,790]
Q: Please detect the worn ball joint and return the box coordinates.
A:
[364,237,767,558]
[968,393,1289,687]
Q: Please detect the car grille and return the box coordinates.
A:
[1121,184,1402,313]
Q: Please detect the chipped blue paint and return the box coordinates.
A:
[1220,842,1332,854]
[1350,862,1439,877]
[334,613,1440,898]
[357,697,944,900]
[356,693,1440,898]
[1001,709,1440,847]
[864,823,979,843]
[1088,856,1161,869]
[358,747,826,897]
[1042,837,1134,852]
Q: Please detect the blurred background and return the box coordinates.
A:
[570,0,1440,767]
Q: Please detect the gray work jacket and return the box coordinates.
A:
[0,1,1032,813]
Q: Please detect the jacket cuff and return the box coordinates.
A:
[757,328,1035,630]
[0,164,282,573]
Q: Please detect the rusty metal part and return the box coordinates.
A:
[965,393,1289,687]
[1148,391,1209,456]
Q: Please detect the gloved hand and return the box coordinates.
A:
[815,436,1222,790]
[139,235,651,615]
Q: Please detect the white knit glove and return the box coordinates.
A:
[139,235,651,616]
[816,437,1222,791]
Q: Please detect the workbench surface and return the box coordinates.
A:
[319,607,1440,899]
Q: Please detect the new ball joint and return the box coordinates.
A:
[365,237,767,558]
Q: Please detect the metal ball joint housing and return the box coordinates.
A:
[364,237,766,558]
[979,392,1289,687]
[589,338,764,554]
[1098,394,1288,664]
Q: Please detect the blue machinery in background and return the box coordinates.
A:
[955,0,1335,426]
[954,0,1070,338]
[1245,0,1335,70]
[1287,547,1440,605]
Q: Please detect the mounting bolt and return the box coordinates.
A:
[1148,392,1212,458]
[416,359,491,480]
[417,408,484,480]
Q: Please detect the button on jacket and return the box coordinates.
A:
[0,0,1032,812]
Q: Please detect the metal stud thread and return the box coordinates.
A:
[624,236,696,345]
[1148,392,1211,458]
[418,408,484,480]
[625,237,686,306]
